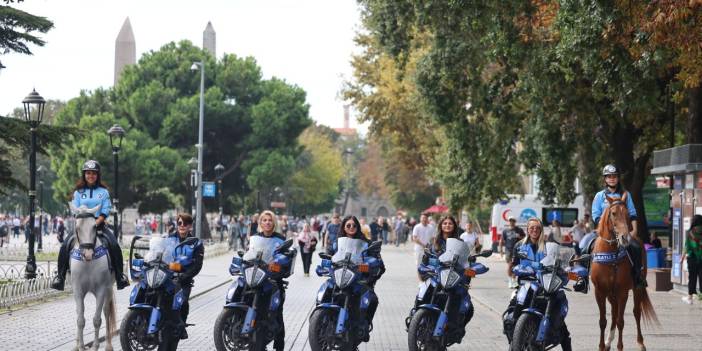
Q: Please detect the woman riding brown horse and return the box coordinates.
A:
[590,193,658,351]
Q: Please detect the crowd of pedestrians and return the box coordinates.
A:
[0,213,70,248]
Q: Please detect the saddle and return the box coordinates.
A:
[68,231,113,270]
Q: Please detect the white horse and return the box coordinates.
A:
[69,204,116,351]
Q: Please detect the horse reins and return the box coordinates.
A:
[74,212,99,257]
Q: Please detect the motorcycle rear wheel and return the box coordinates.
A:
[120,309,158,351]
[510,313,542,351]
[214,308,255,351]
[407,309,444,351]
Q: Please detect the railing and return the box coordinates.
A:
[0,242,231,309]
[0,261,54,279]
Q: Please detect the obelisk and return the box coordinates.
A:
[203,21,216,57]
[114,17,136,85]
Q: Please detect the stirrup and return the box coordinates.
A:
[51,276,65,291]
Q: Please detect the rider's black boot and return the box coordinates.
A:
[573,277,589,293]
[50,240,70,290]
[103,228,129,289]
[628,240,648,289]
[561,336,573,351]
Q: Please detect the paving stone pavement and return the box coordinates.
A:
[3,244,701,350]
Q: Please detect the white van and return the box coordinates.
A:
[487,194,586,250]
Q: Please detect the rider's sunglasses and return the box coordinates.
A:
[345,223,356,229]
[177,221,191,227]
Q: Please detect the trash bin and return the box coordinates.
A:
[646,248,665,268]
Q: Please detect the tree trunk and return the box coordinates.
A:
[611,122,650,243]
[687,86,702,144]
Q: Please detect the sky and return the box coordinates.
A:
[0,0,366,131]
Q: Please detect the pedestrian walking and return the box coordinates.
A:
[12,216,21,239]
[412,214,435,269]
[680,215,702,304]
[359,217,371,240]
[0,215,9,247]
[499,216,525,288]
[322,214,341,254]
[570,219,586,255]
[394,215,405,246]
[296,223,318,276]
[381,217,390,245]
[460,220,482,253]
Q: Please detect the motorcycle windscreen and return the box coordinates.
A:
[243,235,283,263]
[540,242,575,270]
[144,236,178,264]
[332,237,368,264]
[438,238,470,268]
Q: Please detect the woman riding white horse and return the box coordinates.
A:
[51,159,129,290]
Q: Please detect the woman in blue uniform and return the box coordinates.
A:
[51,160,129,290]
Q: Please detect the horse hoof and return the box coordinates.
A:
[639,345,646,351]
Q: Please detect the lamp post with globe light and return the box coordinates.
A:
[22,89,46,279]
[191,61,205,239]
[215,163,225,242]
[188,157,198,216]
[107,124,125,241]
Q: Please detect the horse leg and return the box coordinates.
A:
[605,294,617,351]
[92,288,105,351]
[74,289,86,351]
[595,288,608,351]
[633,291,646,351]
[616,291,629,351]
[103,288,115,351]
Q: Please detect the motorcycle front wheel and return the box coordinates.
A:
[309,308,355,351]
[214,308,259,351]
[510,313,542,351]
[407,309,444,351]
[120,309,158,351]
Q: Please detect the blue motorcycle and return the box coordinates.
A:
[308,237,384,351]
[213,236,296,351]
[406,238,492,351]
[502,242,587,351]
[121,235,195,351]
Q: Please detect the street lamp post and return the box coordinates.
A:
[215,163,225,242]
[108,124,125,241]
[37,165,44,252]
[188,157,198,216]
[22,89,46,280]
[191,61,205,239]
[342,148,353,216]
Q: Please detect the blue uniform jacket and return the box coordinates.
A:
[168,233,204,286]
[591,189,637,226]
[72,186,112,219]
[515,241,546,270]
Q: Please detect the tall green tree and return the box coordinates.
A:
[51,41,311,214]
[0,2,53,70]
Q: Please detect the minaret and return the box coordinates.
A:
[343,105,351,129]
[114,17,136,85]
[203,21,216,57]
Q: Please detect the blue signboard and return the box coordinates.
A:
[202,182,216,198]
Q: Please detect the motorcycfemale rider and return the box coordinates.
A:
[252,210,288,351]
[512,218,572,351]
[423,215,461,261]
[170,213,204,339]
[576,164,646,291]
[51,160,129,291]
[338,215,385,317]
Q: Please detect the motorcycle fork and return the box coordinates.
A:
[336,293,350,340]
[242,292,259,335]
[536,299,553,344]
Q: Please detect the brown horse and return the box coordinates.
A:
[590,194,658,351]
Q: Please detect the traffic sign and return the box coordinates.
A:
[202,182,216,198]
[270,201,286,209]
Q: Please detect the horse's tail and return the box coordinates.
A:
[634,286,659,328]
[107,289,117,340]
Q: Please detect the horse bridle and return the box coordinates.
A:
[603,200,628,247]
[74,212,98,253]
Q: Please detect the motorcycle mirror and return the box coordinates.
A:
[134,252,143,260]
[571,254,592,263]
[479,249,493,258]
[517,251,529,260]
[276,239,294,253]
[237,250,245,258]
[319,252,332,260]
[365,241,382,256]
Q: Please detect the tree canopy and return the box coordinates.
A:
[50,41,312,214]
[0,2,53,70]
[354,0,701,240]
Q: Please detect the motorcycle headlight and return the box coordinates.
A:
[334,268,355,289]
[145,268,168,288]
[440,269,461,289]
[244,266,266,288]
[540,273,563,294]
